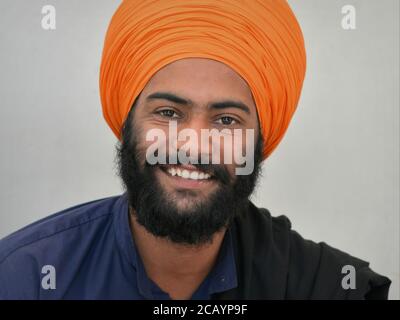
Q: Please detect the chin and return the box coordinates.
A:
[165,191,209,212]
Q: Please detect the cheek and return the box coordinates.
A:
[216,132,252,166]
[139,124,169,153]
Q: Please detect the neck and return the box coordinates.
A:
[129,207,227,299]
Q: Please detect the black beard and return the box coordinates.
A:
[116,108,264,246]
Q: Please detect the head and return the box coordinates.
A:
[116,58,264,246]
[102,0,307,246]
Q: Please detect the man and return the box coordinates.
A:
[0,0,391,299]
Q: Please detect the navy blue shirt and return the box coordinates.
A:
[0,193,237,299]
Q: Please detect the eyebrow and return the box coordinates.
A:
[146,91,251,114]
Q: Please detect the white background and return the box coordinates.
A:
[0,0,398,299]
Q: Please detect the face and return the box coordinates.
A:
[117,58,264,245]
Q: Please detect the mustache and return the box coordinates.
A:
[144,156,232,185]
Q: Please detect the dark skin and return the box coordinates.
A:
[128,58,260,299]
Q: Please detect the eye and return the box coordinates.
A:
[216,116,238,125]
[157,109,179,118]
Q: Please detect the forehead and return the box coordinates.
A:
[139,58,256,112]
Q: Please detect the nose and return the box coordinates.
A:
[174,114,212,164]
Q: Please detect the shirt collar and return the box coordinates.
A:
[114,192,238,299]
[204,225,238,296]
[114,192,154,298]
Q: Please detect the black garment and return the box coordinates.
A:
[212,202,391,299]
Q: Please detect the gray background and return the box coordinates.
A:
[0,0,398,299]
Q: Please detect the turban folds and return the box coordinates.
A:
[100,0,306,159]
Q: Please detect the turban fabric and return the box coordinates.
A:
[100,0,306,160]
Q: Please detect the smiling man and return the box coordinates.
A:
[0,0,391,300]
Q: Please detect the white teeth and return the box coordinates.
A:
[166,167,211,180]
[190,171,199,180]
[182,170,190,179]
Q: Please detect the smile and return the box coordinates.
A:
[158,164,215,189]
[165,166,211,180]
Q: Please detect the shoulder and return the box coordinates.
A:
[236,202,391,299]
[0,194,121,299]
[287,229,391,299]
[0,194,120,263]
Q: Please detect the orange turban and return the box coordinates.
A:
[100,0,306,160]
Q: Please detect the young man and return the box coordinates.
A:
[0,0,391,299]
